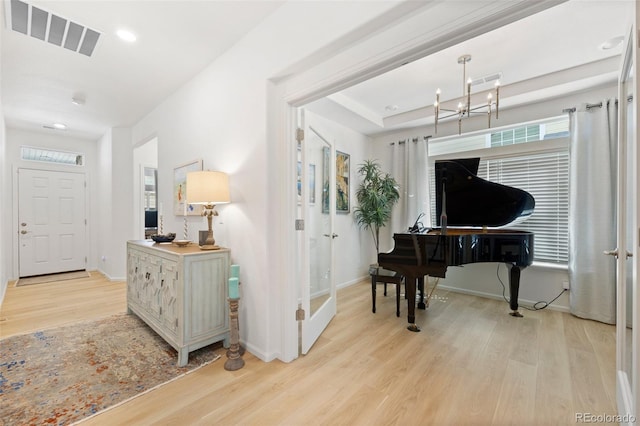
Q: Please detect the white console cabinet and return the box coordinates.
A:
[126,240,230,366]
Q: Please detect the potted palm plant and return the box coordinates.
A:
[354,160,400,261]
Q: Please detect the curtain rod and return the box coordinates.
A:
[563,95,633,114]
[389,135,432,145]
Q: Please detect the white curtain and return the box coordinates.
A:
[569,100,617,324]
[390,137,430,234]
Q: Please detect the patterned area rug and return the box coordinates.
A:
[0,314,222,425]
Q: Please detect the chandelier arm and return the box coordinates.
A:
[437,110,462,120]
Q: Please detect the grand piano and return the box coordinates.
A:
[378,158,535,331]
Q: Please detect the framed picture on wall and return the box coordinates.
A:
[322,147,330,213]
[322,148,350,213]
[298,162,317,205]
[309,163,316,204]
[297,161,302,204]
[173,159,203,216]
[336,151,350,213]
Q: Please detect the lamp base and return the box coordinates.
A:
[199,244,221,250]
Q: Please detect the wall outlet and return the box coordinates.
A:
[562,280,570,290]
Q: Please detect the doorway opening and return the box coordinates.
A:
[133,137,158,240]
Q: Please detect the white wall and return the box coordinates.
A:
[305,110,374,288]
[96,128,134,280]
[5,128,100,282]
[0,23,8,302]
[128,1,401,362]
[370,82,620,312]
[0,89,7,303]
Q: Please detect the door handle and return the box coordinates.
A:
[20,230,28,234]
[21,223,27,227]
[604,249,633,259]
[323,233,339,238]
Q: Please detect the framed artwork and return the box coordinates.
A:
[173,159,203,216]
[297,162,317,205]
[336,151,350,213]
[309,164,316,204]
[297,161,302,205]
[322,147,330,213]
[322,148,350,213]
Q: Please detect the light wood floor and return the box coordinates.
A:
[1,273,616,425]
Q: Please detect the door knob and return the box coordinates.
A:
[604,249,633,259]
[21,223,27,227]
[20,230,28,234]
[604,249,619,258]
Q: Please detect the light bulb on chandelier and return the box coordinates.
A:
[433,54,500,135]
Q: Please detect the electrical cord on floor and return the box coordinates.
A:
[496,264,567,311]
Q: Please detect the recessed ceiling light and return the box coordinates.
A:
[600,36,624,50]
[116,29,137,43]
[71,96,85,106]
[52,123,67,130]
[385,105,399,112]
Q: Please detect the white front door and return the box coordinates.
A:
[298,110,337,354]
[18,168,87,277]
[615,6,640,421]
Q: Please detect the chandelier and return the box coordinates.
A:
[433,54,500,134]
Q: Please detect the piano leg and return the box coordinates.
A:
[417,276,426,310]
[371,273,377,314]
[406,275,420,332]
[508,264,524,318]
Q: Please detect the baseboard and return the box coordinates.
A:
[240,339,278,363]
[337,275,368,290]
[95,268,126,282]
[438,284,570,313]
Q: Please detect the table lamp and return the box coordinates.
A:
[186,171,230,250]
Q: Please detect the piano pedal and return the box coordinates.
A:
[509,310,524,318]
[407,324,421,332]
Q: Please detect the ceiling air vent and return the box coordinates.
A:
[470,72,503,87]
[9,0,101,57]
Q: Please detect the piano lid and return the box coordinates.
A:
[435,158,535,227]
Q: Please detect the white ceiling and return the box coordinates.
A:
[1,0,284,140]
[1,0,633,140]
[307,0,632,136]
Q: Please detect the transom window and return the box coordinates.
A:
[21,146,84,166]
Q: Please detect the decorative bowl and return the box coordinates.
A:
[151,233,176,243]
[173,240,190,247]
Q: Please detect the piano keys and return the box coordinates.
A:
[378,158,535,331]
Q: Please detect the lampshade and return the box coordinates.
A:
[186,171,230,205]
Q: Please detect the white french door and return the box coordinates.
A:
[18,168,87,277]
[615,5,640,422]
[298,109,337,354]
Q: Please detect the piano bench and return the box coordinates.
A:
[370,267,404,317]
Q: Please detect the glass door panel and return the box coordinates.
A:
[298,109,336,355]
